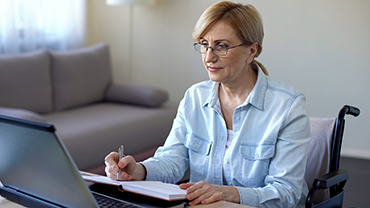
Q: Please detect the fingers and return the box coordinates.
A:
[179,183,194,190]
[117,155,136,181]
[104,152,136,181]
[117,169,132,181]
[198,191,223,205]
[184,181,223,206]
[105,152,119,166]
[117,155,134,168]
[104,152,119,179]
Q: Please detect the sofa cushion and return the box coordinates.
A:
[105,83,169,107]
[0,50,53,114]
[44,102,177,170]
[0,107,48,123]
[50,43,112,111]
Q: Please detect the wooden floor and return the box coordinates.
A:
[340,156,370,208]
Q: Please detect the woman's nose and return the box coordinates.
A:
[204,48,217,63]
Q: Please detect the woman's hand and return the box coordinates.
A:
[104,152,146,181]
[179,181,222,205]
[179,181,240,206]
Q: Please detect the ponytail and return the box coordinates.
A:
[252,60,268,75]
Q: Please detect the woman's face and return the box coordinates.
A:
[200,20,256,85]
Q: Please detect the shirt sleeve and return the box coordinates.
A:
[141,94,190,183]
[237,95,311,208]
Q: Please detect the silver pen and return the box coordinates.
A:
[117,145,124,180]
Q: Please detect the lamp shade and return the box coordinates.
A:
[106,0,156,6]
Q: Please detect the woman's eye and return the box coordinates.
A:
[215,44,227,50]
[200,41,208,46]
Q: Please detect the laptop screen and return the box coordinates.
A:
[0,115,98,207]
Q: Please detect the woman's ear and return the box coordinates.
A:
[246,42,259,64]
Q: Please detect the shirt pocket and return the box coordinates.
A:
[185,134,212,179]
[238,143,275,187]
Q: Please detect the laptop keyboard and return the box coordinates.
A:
[92,192,145,208]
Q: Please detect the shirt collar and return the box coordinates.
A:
[247,67,267,111]
[203,67,268,111]
[203,81,220,109]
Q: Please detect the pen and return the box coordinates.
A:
[117,145,124,180]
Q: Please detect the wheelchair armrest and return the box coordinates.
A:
[306,169,348,207]
[312,169,348,189]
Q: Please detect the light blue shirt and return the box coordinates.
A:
[142,68,311,208]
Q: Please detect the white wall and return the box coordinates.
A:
[88,0,370,159]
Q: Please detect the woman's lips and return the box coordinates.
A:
[207,66,222,72]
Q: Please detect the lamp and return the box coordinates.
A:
[106,0,156,82]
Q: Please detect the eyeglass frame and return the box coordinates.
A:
[193,42,245,56]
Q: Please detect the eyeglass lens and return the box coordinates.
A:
[195,44,227,56]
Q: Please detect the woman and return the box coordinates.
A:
[105,1,311,207]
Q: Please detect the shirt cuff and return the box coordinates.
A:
[140,161,157,181]
[236,186,260,207]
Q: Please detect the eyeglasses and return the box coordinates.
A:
[193,42,244,56]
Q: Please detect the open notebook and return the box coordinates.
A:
[83,175,187,201]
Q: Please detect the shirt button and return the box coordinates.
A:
[236,116,240,120]
[225,160,229,164]
[228,182,232,186]
[255,153,258,157]
[196,144,199,148]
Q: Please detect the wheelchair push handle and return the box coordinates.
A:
[341,105,360,117]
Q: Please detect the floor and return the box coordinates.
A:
[339,156,370,208]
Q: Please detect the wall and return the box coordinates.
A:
[87,0,370,159]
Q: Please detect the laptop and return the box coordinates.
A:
[0,115,186,208]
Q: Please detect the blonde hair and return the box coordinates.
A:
[192,1,268,75]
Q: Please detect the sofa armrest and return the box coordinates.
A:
[0,106,48,123]
[105,83,169,107]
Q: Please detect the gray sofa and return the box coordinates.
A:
[0,43,177,174]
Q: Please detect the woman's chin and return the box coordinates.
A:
[207,71,220,81]
[208,73,224,83]
[209,78,224,83]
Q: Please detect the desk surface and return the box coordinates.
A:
[0,196,24,208]
[0,171,255,208]
[0,195,253,208]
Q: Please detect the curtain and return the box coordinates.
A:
[0,0,85,54]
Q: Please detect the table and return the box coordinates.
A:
[1,172,255,208]
[192,201,254,208]
[0,196,24,208]
[0,194,254,208]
